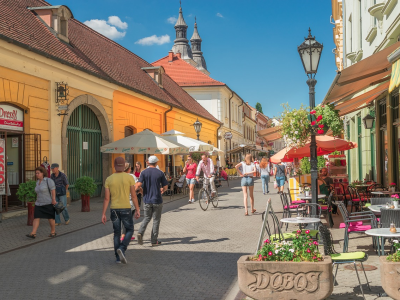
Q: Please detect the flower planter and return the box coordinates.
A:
[237,255,333,300]
[305,191,310,197]
[81,195,90,212]
[390,186,396,193]
[380,257,400,300]
[27,202,35,226]
[312,125,329,136]
[393,201,399,209]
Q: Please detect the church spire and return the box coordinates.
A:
[190,17,207,71]
[171,3,193,59]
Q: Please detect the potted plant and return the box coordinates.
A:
[75,176,97,212]
[389,182,396,193]
[391,194,399,209]
[16,180,37,226]
[304,186,310,197]
[238,230,333,300]
[381,240,400,300]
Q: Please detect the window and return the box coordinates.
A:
[225,102,228,118]
[359,0,362,49]
[124,126,136,167]
[349,14,353,53]
[380,99,388,186]
[357,114,363,180]
[237,106,240,122]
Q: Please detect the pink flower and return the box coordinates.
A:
[309,243,312,246]
[305,230,310,234]
[268,251,273,256]
[297,229,302,234]
[391,194,400,199]
[318,124,324,128]
[310,110,316,115]
[321,105,325,108]
[311,121,316,126]
[317,129,324,134]
[390,182,396,186]
[307,249,311,253]
[264,239,270,244]
[259,254,262,258]
[313,241,319,245]
[316,115,323,122]
[313,256,317,260]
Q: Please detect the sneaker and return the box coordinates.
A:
[131,237,135,240]
[263,192,265,195]
[137,233,143,245]
[117,248,127,264]
[267,191,270,194]
[55,223,61,226]
[188,199,192,203]
[191,199,196,203]
[116,259,121,264]
[151,241,162,247]
[65,220,70,225]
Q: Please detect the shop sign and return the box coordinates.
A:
[0,105,24,132]
[224,132,233,140]
[12,137,18,148]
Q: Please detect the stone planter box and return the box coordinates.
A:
[380,257,400,300]
[237,255,333,300]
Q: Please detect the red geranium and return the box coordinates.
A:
[317,129,324,134]
[311,121,316,126]
[316,115,323,122]
[318,124,324,128]
[310,110,316,115]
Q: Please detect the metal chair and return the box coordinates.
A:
[370,198,391,206]
[181,179,189,195]
[286,188,306,204]
[164,178,176,199]
[261,207,295,242]
[337,201,377,252]
[318,224,370,300]
[347,186,367,212]
[279,192,299,231]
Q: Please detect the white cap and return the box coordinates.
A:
[148,155,159,163]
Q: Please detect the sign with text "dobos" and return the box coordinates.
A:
[0,105,24,132]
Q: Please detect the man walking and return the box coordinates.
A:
[51,163,70,226]
[102,157,140,264]
[137,156,168,247]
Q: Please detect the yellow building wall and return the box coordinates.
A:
[0,66,50,159]
[112,90,168,171]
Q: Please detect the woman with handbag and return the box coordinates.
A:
[259,157,270,195]
[26,166,57,238]
[274,161,287,194]
[183,155,197,203]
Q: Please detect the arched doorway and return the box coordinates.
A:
[67,105,103,199]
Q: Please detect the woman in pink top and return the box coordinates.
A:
[134,162,142,178]
[183,155,197,203]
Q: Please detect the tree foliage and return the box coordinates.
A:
[255,102,263,114]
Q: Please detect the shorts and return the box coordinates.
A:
[276,176,285,187]
[241,176,254,187]
[186,178,196,185]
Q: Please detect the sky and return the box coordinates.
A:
[62,0,337,118]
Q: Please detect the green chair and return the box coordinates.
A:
[318,224,370,300]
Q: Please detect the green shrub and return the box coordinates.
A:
[75,176,97,196]
[16,180,37,202]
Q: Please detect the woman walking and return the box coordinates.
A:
[134,162,142,178]
[235,154,256,216]
[259,157,270,195]
[274,160,287,193]
[120,162,142,242]
[183,155,197,203]
[26,166,57,238]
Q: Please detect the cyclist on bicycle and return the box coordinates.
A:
[196,154,216,196]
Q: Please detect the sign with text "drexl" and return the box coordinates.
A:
[0,104,24,132]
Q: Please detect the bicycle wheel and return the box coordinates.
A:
[198,188,209,211]
[211,190,219,208]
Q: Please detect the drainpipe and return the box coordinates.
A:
[164,105,173,173]
[237,97,245,161]
[228,92,234,161]
[216,122,223,161]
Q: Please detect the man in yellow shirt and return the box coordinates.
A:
[102,157,140,264]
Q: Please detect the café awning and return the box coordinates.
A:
[257,126,282,141]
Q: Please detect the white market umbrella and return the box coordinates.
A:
[100,129,189,155]
[161,130,213,152]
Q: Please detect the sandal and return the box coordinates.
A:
[26,233,36,239]
[49,233,57,238]
[252,209,257,214]
[245,212,249,216]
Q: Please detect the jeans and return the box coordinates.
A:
[261,175,270,193]
[55,195,69,224]
[138,203,163,244]
[110,209,133,259]
[276,176,285,187]
[122,194,142,235]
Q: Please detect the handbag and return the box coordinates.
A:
[274,180,278,189]
[47,178,65,215]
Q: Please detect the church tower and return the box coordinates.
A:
[171,5,193,60]
[190,17,207,72]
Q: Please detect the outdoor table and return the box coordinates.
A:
[365,228,400,256]
[280,217,321,230]
[296,194,326,202]
[368,205,400,215]
[371,191,400,195]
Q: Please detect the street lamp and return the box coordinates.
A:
[193,118,202,140]
[363,114,375,130]
[239,144,246,160]
[298,28,323,218]
[260,140,264,150]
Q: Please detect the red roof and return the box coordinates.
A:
[152,54,225,87]
[0,0,220,124]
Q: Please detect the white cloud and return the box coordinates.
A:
[216,13,224,18]
[167,16,177,24]
[84,16,127,40]
[135,34,171,46]
[107,16,128,30]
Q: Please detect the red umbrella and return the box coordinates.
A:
[270,136,357,164]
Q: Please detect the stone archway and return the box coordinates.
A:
[61,94,112,192]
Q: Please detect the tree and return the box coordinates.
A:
[255,102,263,114]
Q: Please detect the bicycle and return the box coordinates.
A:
[197,177,218,211]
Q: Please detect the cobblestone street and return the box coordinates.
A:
[0,179,393,299]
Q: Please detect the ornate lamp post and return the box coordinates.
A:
[260,140,265,150]
[297,28,323,218]
[193,118,202,140]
